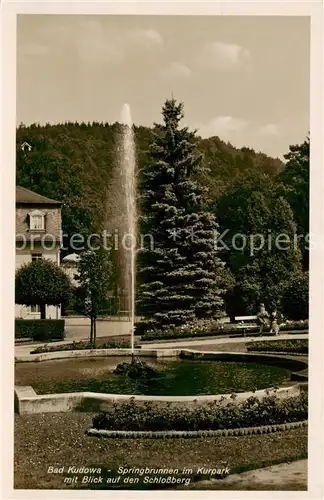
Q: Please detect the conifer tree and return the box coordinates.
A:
[137,98,226,331]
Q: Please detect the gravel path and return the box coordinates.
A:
[187,459,307,490]
[15,333,308,357]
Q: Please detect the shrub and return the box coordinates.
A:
[113,357,158,378]
[30,338,130,354]
[281,272,309,320]
[15,319,65,341]
[92,393,308,432]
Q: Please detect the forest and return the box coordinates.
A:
[16,110,309,321]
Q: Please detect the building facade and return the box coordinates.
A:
[15,186,63,319]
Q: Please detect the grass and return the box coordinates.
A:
[14,412,307,490]
[247,339,308,354]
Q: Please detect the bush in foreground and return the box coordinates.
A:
[30,339,130,354]
[247,339,308,354]
[92,393,308,432]
[15,319,65,341]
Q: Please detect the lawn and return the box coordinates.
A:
[15,412,307,490]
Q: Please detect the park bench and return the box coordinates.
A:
[234,315,259,336]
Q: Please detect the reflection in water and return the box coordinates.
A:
[15,357,291,396]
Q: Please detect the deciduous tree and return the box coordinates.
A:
[74,245,112,342]
[15,258,72,319]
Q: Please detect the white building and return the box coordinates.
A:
[61,253,80,287]
[15,186,62,319]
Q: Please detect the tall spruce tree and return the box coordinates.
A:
[137,98,226,331]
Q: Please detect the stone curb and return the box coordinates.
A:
[247,351,307,357]
[87,420,308,438]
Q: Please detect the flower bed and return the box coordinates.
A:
[92,393,308,432]
[30,339,130,354]
[247,339,308,354]
[140,320,309,342]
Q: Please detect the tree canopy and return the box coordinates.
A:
[15,258,72,319]
[215,171,302,316]
[74,245,112,342]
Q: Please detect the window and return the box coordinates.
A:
[29,210,45,231]
[31,254,42,262]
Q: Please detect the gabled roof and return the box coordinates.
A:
[16,186,62,205]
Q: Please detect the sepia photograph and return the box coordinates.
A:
[2,4,321,494]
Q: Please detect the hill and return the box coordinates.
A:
[16,122,283,252]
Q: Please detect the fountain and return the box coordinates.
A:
[120,103,137,356]
[14,104,307,413]
[116,104,157,377]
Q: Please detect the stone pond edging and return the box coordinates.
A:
[14,348,181,363]
[87,420,308,439]
[14,382,302,415]
[14,349,308,415]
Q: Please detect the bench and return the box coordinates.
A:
[234,315,259,336]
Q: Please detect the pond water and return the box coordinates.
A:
[15,356,292,396]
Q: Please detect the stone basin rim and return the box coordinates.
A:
[14,349,308,414]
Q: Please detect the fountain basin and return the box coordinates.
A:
[14,350,307,414]
[15,383,302,415]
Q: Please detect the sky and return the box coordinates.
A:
[17,15,310,159]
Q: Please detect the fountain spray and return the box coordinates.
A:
[120,104,137,357]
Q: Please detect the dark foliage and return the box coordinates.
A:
[247,339,308,354]
[113,357,158,378]
[15,259,72,319]
[215,172,302,316]
[138,98,226,330]
[15,319,65,341]
[279,137,309,270]
[280,272,309,320]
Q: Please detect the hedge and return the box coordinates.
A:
[15,319,65,341]
[247,339,308,354]
[92,393,308,432]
